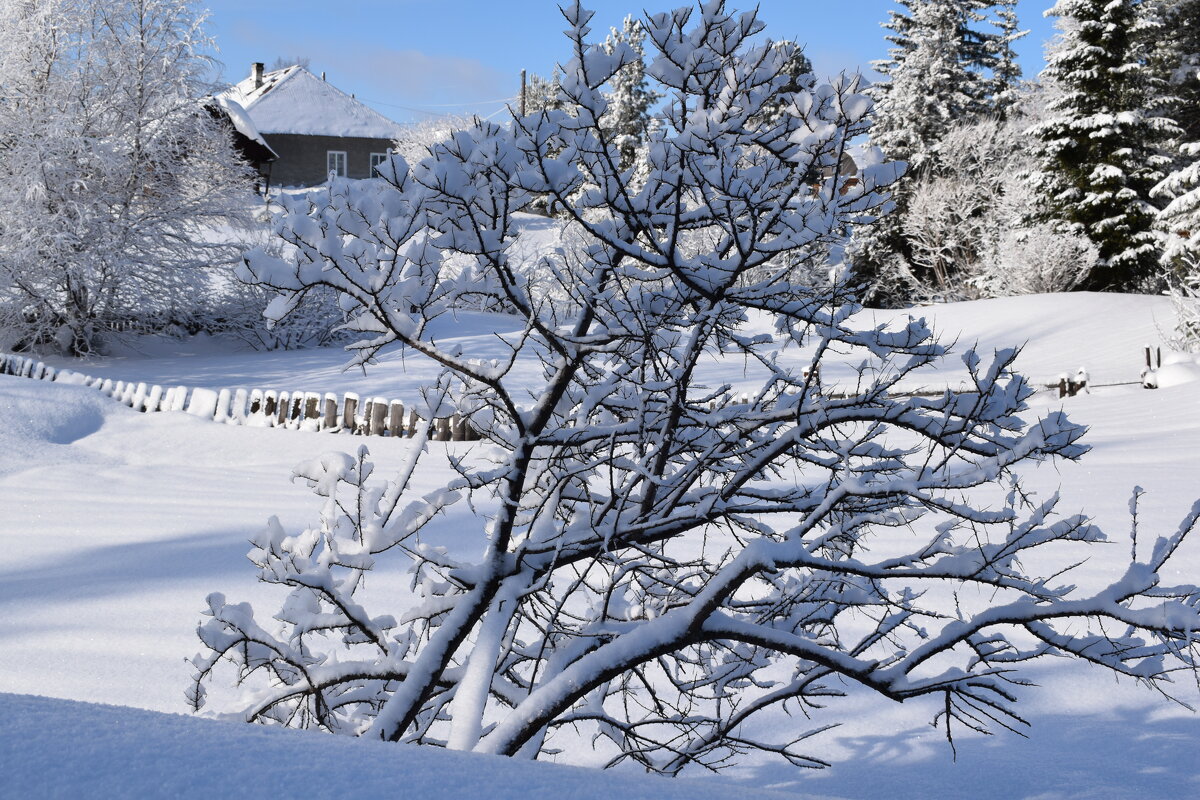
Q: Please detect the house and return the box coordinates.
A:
[205,94,278,181]
[220,63,405,188]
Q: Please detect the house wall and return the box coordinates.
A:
[263,133,395,187]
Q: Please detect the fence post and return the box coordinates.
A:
[214,388,233,422]
[389,401,405,437]
[231,389,249,424]
[408,408,419,438]
[132,383,149,412]
[186,388,220,418]
[343,393,358,433]
[323,393,339,431]
[168,386,189,412]
[288,393,304,428]
[370,398,389,436]
[304,393,321,429]
[275,391,290,427]
[145,385,164,413]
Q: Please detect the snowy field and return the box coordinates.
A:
[4,292,1200,799]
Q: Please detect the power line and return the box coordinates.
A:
[356,95,517,119]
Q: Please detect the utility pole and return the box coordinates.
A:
[520,69,527,117]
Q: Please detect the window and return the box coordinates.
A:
[327,150,347,180]
[370,152,389,177]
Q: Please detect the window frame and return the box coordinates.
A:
[370,152,389,177]
[326,150,347,179]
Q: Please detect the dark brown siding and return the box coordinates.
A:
[263,133,395,187]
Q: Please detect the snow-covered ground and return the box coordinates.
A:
[5,293,1200,798]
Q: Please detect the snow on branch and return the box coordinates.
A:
[192,1,1200,776]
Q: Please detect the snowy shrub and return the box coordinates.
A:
[980,224,1096,296]
[192,1,1200,775]
[1166,257,1200,350]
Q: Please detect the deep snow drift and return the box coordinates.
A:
[0,693,800,800]
[4,293,1200,799]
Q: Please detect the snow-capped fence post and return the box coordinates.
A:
[214,389,233,423]
[168,387,190,413]
[275,392,290,427]
[145,385,165,414]
[303,393,321,427]
[262,390,278,423]
[186,388,219,418]
[289,394,304,428]
[231,389,249,424]
[388,401,405,437]
[343,394,358,433]
[323,394,339,431]
[369,398,388,436]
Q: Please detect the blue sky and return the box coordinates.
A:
[202,1,1060,125]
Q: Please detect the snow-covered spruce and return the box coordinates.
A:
[1028,0,1177,291]
[192,1,1200,775]
[1149,0,1200,269]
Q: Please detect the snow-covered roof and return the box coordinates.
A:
[221,66,404,140]
[209,95,277,159]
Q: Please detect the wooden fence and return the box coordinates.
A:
[4,347,1164,440]
[0,352,480,441]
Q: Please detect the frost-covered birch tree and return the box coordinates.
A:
[0,0,253,354]
[192,1,1200,775]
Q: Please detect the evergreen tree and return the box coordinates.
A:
[599,16,661,171]
[870,0,978,168]
[988,1,1027,118]
[524,70,567,115]
[755,40,815,128]
[1029,0,1176,290]
[1148,0,1200,266]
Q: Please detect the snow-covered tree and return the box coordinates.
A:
[524,70,568,115]
[192,1,1200,775]
[1166,257,1200,347]
[0,0,254,355]
[870,0,1020,166]
[753,39,814,129]
[1148,0,1200,267]
[857,0,1024,302]
[1029,0,1176,291]
[599,16,661,171]
[870,0,983,168]
[987,0,1027,117]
